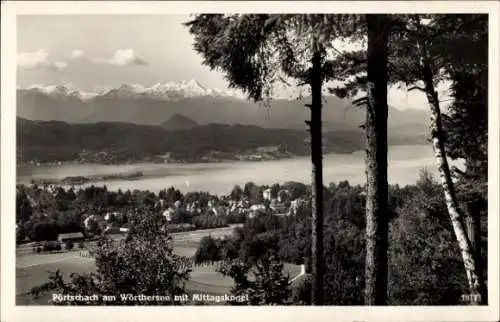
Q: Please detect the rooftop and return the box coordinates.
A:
[58,232,85,239]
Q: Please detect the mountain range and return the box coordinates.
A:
[17,80,430,137]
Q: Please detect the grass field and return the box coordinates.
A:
[16,226,300,305]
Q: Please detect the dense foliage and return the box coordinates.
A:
[31,210,192,305]
[15,183,250,243]
[22,174,487,305]
[217,256,291,305]
[17,118,408,164]
[193,174,482,305]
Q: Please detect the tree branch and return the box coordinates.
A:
[352,96,368,106]
[408,85,426,92]
[331,46,365,65]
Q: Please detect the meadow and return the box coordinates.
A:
[16,226,301,305]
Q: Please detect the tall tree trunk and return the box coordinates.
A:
[364,14,390,306]
[420,62,487,304]
[466,202,481,261]
[308,41,324,305]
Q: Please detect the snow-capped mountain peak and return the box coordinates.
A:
[183,78,206,92]
[23,83,96,100]
[27,83,78,95]
[17,80,247,101]
[104,83,147,98]
[146,79,209,98]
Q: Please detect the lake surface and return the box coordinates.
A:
[17,145,462,195]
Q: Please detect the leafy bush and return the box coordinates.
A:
[291,275,311,305]
[31,210,192,305]
[218,255,291,305]
[42,241,60,252]
[65,240,74,250]
[387,198,468,305]
[194,236,222,264]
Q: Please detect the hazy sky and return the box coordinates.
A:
[17,14,448,110]
[17,15,229,89]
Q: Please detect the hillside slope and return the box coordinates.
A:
[17,118,428,164]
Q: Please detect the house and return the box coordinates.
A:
[83,214,106,229]
[248,204,267,218]
[154,199,167,209]
[262,188,272,201]
[250,204,266,212]
[211,206,228,217]
[104,225,121,234]
[163,208,175,222]
[289,265,310,303]
[249,155,263,161]
[83,215,95,230]
[256,146,280,153]
[157,152,171,163]
[277,190,291,203]
[159,199,166,208]
[58,232,86,243]
[237,200,249,208]
[270,199,288,214]
[288,199,307,216]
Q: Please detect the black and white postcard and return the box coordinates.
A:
[1,1,499,322]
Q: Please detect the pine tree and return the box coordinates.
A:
[363,14,391,305]
[185,14,360,304]
[328,13,488,305]
[389,14,488,304]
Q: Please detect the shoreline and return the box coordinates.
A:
[15,144,445,195]
[27,171,145,186]
[16,142,429,169]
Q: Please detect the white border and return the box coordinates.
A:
[2,1,499,322]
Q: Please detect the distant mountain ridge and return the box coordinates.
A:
[18,79,245,101]
[17,80,430,138]
[161,113,199,130]
[17,117,429,165]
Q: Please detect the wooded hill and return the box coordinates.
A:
[17,117,427,163]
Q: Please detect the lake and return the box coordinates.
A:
[17,145,461,195]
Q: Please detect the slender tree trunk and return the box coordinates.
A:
[420,62,487,304]
[466,202,483,294]
[466,202,481,260]
[308,42,324,305]
[364,14,390,306]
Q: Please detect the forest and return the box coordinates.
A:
[17,118,426,164]
[193,174,487,305]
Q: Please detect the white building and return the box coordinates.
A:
[162,208,174,222]
[262,188,272,201]
[250,204,266,211]
[288,199,306,216]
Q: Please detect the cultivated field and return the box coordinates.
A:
[16,225,300,305]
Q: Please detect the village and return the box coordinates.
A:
[16,181,310,251]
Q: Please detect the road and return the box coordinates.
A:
[16,224,242,256]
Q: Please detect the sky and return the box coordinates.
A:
[16,14,450,110]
